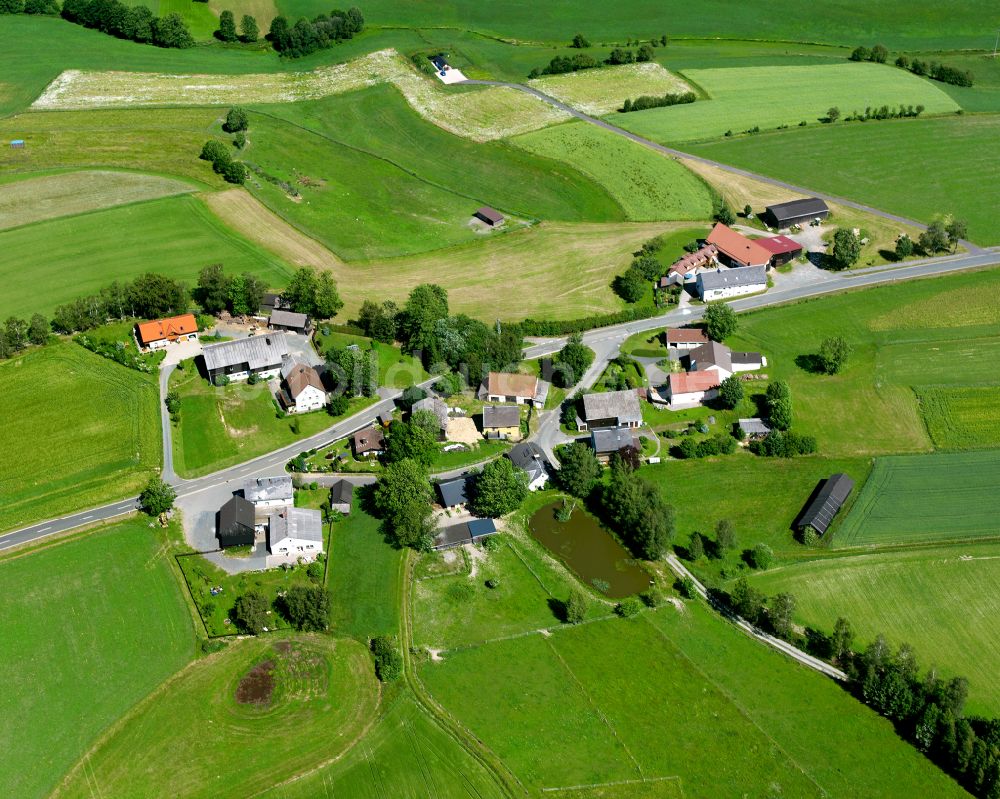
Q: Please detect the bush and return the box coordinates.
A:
[371,635,403,682]
[678,577,697,599]
[564,589,588,624]
[615,597,643,618]
[233,591,269,634]
[750,543,774,570]
[641,587,666,607]
[279,585,329,631]
[223,107,249,133]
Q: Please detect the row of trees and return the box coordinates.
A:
[850,43,975,87]
[528,43,656,78]
[267,7,364,58]
[830,104,925,123]
[619,91,696,113]
[0,0,59,15]
[194,263,266,317]
[0,314,50,359]
[52,273,188,333]
[199,139,247,185]
[215,10,257,43]
[61,0,193,48]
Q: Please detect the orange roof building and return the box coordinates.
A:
[668,370,721,397]
[705,223,772,268]
[135,314,199,349]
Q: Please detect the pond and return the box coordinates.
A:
[528,501,652,599]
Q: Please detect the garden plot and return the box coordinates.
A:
[530,62,692,115]
[32,49,568,141]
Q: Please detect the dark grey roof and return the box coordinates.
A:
[413,396,449,429]
[582,389,642,425]
[689,341,733,374]
[218,495,255,542]
[269,309,309,329]
[799,473,855,535]
[697,266,767,292]
[202,333,289,372]
[765,197,829,223]
[475,206,504,224]
[438,477,469,507]
[591,427,639,454]
[483,404,520,429]
[468,518,497,539]
[433,524,472,549]
[508,441,545,471]
[329,479,354,505]
[731,351,763,365]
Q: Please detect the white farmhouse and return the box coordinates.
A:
[696,266,767,302]
[280,360,326,413]
[267,507,324,567]
[243,476,294,509]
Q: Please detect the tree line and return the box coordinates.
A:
[60,0,194,48]
[528,43,656,78]
[214,9,257,43]
[52,273,188,333]
[850,43,974,87]
[267,6,364,58]
[0,0,59,15]
[0,314,50,360]
[619,91,695,113]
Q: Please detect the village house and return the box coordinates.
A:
[482,404,521,441]
[437,476,470,509]
[664,371,722,409]
[590,427,641,465]
[268,308,312,335]
[267,506,324,567]
[329,479,354,514]
[506,442,548,491]
[412,395,449,438]
[135,313,198,351]
[659,243,718,287]
[687,341,734,378]
[479,371,549,407]
[706,223,772,269]
[216,495,256,548]
[279,360,326,414]
[202,333,289,383]
[243,476,294,509]
[352,426,385,458]
[763,197,829,229]
[665,327,709,350]
[577,389,643,432]
[697,265,768,302]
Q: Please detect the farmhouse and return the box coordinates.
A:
[279,360,326,414]
[267,507,324,566]
[666,328,709,350]
[590,427,640,464]
[216,495,256,548]
[798,473,855,536]
[482,404,521,440]
[706,223,772,268]
[202,333,289,382]
[659,243,718,286]
[474,206,505,227]
[479,372,549,407]
[352,426,385,458]
[665,371,721,409]
[437,476,470,508]
[329,479,354,514]
[268,308,311,334]
[578,389,642,431]
[697,266,768,302]
[764,197,829,229]
[688,341,733,378]
[433,517,498,550]
[412,396,449,437]
[506,442,548,491]
[135,314,198,351]
[756,235,804,266]
[243,475,293,509]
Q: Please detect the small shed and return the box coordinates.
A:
[10,139,25,149]
[329,479,354,514]
[468,518,498,542]
[798,473,855,536]
[269,309,311,334]
[437,477,469,508]
[738,418,771,439]
[474,206,505,227]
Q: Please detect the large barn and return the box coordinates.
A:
[798,473,855,535]
[763,198,830,229]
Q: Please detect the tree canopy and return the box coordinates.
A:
[373,459,436,550]
[602,459,674,559]
[556,443,602,498]
[470,457,528,518]
[703,303,738,341]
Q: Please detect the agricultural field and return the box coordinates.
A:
[512,121,713,221]
[54,636,379,799]
[0,169,194,230]
[419,602,969,797]
[529,62,692,116]
[691,114,1000,245]
[169,363,378,478]
[834,450,1000,548]
[614,62,960,143]
[752,542,1000,716]
[0,343,160,533]
[0,520,195,799]
[0,193,292,319]
[916,387,1000,450]
[258,694,507,799]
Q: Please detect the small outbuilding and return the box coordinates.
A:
[473,206,505,227]
[756,235,804,266]
[763,198,830,229]
[798,473,855,536]
[268,308,311,334]
[666,328,709,350]
[329,479,354,514]
[738,418,771,440]
[437,477,470,509]
[432,518,498,550]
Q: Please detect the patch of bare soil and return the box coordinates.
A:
[235,659,276,706]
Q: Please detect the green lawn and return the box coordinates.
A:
[511,121,713,221]
[690,114,1000,245]
[835,450,1000,548]
[753,543,1000,716]
[0,520,195,799]
[0,193,292,320]
[418,602,969,797]
[0,343,161,533]
[170,363,377,478]
[55,635,379,799]
[613,62,959,143]
[313,328,428,388]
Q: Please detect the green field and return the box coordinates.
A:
[55,636,378,799]
[917,386,1000,449]
[753,542,1000,715]
[614,62,959,143]
[835,450,1000,547]
[691,114,1000,245]
[313,328,428,389]
[170,364,377,478]
[0,343,161,532]
[0,193,292,319]
[512,121,713,221]
[419,602,969,796]
[0,520,195,799]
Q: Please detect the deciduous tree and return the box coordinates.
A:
[280,585,330,631]
[27,313,50,345]
[818,336,852,374]
[216,9,237,41]
[195,263,230,315]
[139,477,177,516]
[240,13,258,41]
[313,271,343,319]
[564,589,588,624]
[556,443,602,498]
[703,303,738,341]
[831,227,861,268]
[384,418,437,466]
[233,591,269,634]
[719,375,744,409]
[470,457,528,517]
[918,219,949,254]
[714,518,736,553]
[769,592,796,638]
[373,459,435,550]
[553,333,594,387]
[223,106,249,133]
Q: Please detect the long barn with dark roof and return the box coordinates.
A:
[798,473,855,535]
[763,197,829,229]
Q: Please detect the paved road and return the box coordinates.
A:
[462,79,983,253]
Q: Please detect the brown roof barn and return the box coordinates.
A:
[706,223,772,268]
[474,206,505,227]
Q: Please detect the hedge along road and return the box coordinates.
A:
[460,79,984,253]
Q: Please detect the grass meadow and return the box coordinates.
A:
[917,387,1000,450]
[529,62,691,115]
[54,636,379,799]
[313,329,428,389]
[691,114,1000,245]
[614,62,959,143]
[418,602,969,797]
[835,450,1000,548]
[0,193,292,319]
[0,343,160,533]
[512,121,714,221]
[753,543,1000,716]
[0,520,195,799]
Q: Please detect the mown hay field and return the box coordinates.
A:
[753,542,1000,715]
[512,121,714,221]
[0,344,161,532]
[836,450,1000,547]
[0,520,194,799]
[691,114,1000,245]
[54,636,378,799]
[615,62,960,143]
[529,62,691,116]
[0,169,194,230]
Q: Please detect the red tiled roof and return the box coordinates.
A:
[136,314,198,345]
[706,223,772,267]
[669,371,721,395]
[666,328,708,344]
[756,235,803,255]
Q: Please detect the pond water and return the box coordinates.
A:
[528,501,652,599]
